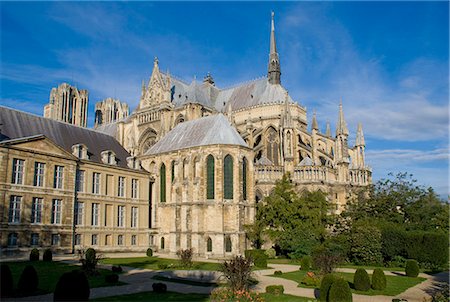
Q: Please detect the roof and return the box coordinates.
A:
[146,114,247,155]
[0,106,132,168]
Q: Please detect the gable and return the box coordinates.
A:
[2,136,75,160]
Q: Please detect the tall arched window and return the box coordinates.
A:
[160,164,166,203]
[207,237,212,252]
[171,161,175,183]
[242,157,248,201]
[160,237,165,249]
[266,127,279,165]
[206,155,215,199]
[225,236,232,253]
[223,155,233,199]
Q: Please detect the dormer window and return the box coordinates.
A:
[101,150,116,165]
[72,144,88,160]
[126,156,141,170]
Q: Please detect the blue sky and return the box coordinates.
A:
[1,2,448,198]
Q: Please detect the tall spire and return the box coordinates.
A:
[355,122,365,146]
[312,110,319,131]
[325,121,331,137]
[336,99,349,136]
[268,11,281,84]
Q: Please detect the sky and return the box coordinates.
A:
[1,1,448,198]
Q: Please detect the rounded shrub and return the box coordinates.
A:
[54,270,90,301]
[152,282,167,293]
[319,273,337,302]
[353,268,370,291]
[405,259,419,277]
[105,274,119,284]
[18,265,39,295]
[43,249,52,262]
[30,248,40,261]
[300,256,312,270]
[371,268,387,290]
[265,285,284,295]
[274,270,283,275]
[85,248,96,262]
[146,248,153,257]
[244,249,268,268]
[0,264,14,297]
[328,277,352,302]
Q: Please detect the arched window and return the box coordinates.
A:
[266,127,279,165]
[206,155,215,199]
[160,237,165,249]
[225,236,232,253]
[242,157,248,201]
[223,155,233,199]
[207,237,212,252]
[171,161,175,183]
[160,164,166,203]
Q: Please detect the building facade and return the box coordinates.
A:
[94,98,130,128]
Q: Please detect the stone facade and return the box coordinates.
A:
[94,98,129,128]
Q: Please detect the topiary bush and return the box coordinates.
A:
[43,248,52,262]
[80,248,100,275]
[328,277,352,302]
[300,255,312,270]
[274,270,283,275]
[30,248,40,261]
[371,268,387,290]
[112,265,123,273]
[353,268,370,291]
[265,285,284,295]
[405,259,419,277]
[54,270,90,301]
[146,248,153,257]
[319,273,337,302]
[105,274,119,284]
[18,265,39,295]
[245,249,268,268]
[152,282,167,293]
[0,264,14,298]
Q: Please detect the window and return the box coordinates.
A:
[171,161,175,183]
[207,237,212,252]
[131,235,137,246]
[8,195,21,223]
[92,203,100,226]
[92,234,98,245]
[117,205,125,227]
[11,158,25,184]
[75,202,84,225]
[266,127,279,165]
[118,176,125,197]
[75,234,82,245]
[160,164,166,203]
[92,173,101,194]
[51,199,62,224]
[31,197,43,224]
[118,235,123,246]
[160,237,165,249]
[223,155,233,199]
[225,236,232,253]
[76,170,85,192]
[131,179,139,199]
[54,166,64,189]
[34,162,45,186]
[51,234,60,246]
[31,233,39,246]
[8,233,18,246]
[242,158,248,201]
[131,207,138,228]
[206,155,215,199]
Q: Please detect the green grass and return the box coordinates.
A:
[101,256,220,271]
[152,275,218,287]
[268,258,301,265]
[92,291,210,301]
[261,293,317,301]
[3,260,125,296]
[339,264,406,272]
[273,270,426,296]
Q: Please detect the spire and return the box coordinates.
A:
[325,121,331,137]
[268,11,281,84]
[141,80,145,97]
[336,99,349,136]
[312,110,319,131]
[355,122,365,146]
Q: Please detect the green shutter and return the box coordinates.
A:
[160,164,166,203]
[224,155,233,199]
[206,155,215,199]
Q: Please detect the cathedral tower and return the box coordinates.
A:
[268,12,281,85]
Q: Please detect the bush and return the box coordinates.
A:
[152,282,167,293]
[18,265,39,295]
[30,248,40,261]
[266,285,284,295]
[53,270,90,301]
[80,248,100,275]
[221,255,253,291]
[245,249,268,268]
[312,244,343,274]
[371,268,387,290]
[265,248,276,259]
[301,271,320,287]
[112,265,123,273]
[176,248,193,268]
[210,287,263,302]
[350,223,383,265]
[0,264,14,297]
[319,274,337,302]
[43,249,52,262]
[328,277,352,302]
[353,268,370,291]
[274,270,282,275]
[405,259,419,277]
[300,255,312,270]
[105,274,119,284]
[146,248,153,257]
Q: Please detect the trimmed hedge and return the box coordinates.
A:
[146,248,153,257]
[54,270,90,301]
[328,278,352,302]
[30,248,40,261]
[300,256,312,270]
[0,264,14,297]
[152,282,167,293]
[245,249,268,268]
[43,249,52,262]
[405,259,419,277]
[353,268,370,291]
[371,268,387,290]
[319,274,337,302]
[18,265,39,294]
[265,285,284,295]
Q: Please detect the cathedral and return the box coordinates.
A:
[0,13,371,257]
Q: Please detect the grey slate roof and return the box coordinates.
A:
[0,106,132,168]
[146,114,247,155]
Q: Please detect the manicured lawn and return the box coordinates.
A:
[261,293,317,301]
[101,256,221,271]
[273,270,426,296]
[268,258,301,265]
[152,275,218,287]
[339,264,406,272]
[3,260,124,296]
